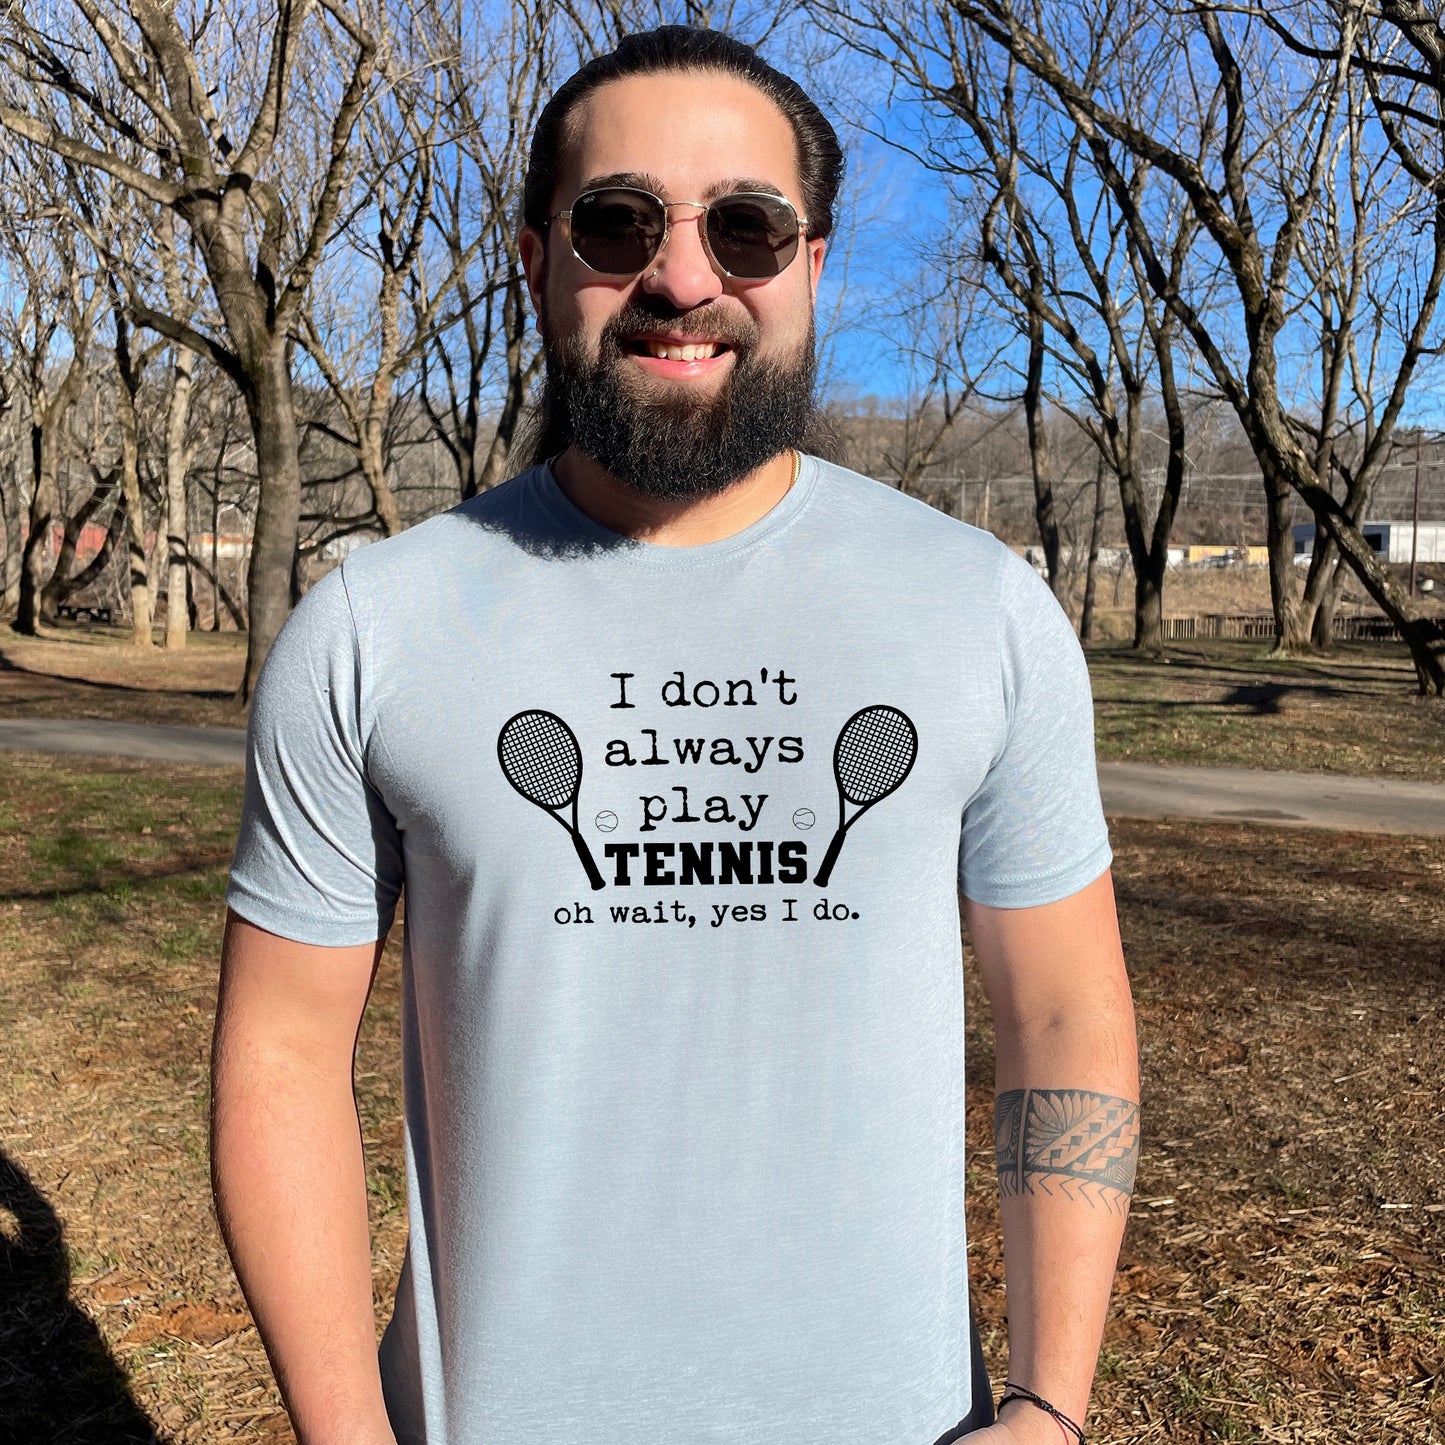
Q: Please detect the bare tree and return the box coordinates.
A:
[875,225,1009,504]
[0,0,382,698]
[875,0,1445,692]
[0,152,108,635]
[414,0,556,501]
[820,8,1211,644]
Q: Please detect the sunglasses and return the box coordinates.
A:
[548,186,808,280]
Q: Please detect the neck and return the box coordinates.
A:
[550,447,798,546]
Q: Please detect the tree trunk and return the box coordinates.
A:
[359,422,403,537]
[1310,554,1351,650]
[41,479,110,611]
[210,481,222,632]
[1302,487,1445,693]
[111,316,153,648]
[1023,314,1062,596]
[15,423,52,634]
[117,382,152,648]
[1080,456,1107,642]
[52,493,125,604]
[16,346,90,633]
[240,345,304,703]
[0,457,21,619]
[1299,530,1338,649]
[473,273,537,495]
[1262,463,1308,652]
[165,346,196,650]
[1133,555,1166,653]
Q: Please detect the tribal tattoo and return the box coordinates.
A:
[995,1088,1140,1213]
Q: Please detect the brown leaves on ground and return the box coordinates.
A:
[1,756,1440,1441]
[966,819,1444,1442]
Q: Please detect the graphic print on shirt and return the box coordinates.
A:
[496,709,606,890]
[813,705,918,887]
[499,676,917,915]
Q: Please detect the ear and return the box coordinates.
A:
[805,236,826,302]
[519,224,547,325]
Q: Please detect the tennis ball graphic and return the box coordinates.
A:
[792,807,815,830]
[595,810,618,833]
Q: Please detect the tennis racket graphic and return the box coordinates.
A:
[497,709,606,891]
[813,704,918,888]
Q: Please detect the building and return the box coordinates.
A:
[1293,521,1445,565]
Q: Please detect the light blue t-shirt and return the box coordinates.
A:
[227,456,1111,1445]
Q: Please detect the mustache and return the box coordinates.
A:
[599,298,760,353]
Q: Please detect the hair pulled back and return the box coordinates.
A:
[523,25,845,242]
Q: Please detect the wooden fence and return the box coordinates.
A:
[1160,613,1402,642]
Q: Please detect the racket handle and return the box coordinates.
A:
[571,830,606,891]
[813,826,847,888]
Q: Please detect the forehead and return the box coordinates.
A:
[558,69,802,205]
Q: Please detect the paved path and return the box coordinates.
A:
[0,717,247,767]
[1098,761,1445,836]
[2,718,1443,835]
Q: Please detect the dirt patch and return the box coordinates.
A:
[1,757,1441,1442]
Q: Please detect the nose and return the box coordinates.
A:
[640,203,724,308]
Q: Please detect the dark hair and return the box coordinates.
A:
[522,26,845,242]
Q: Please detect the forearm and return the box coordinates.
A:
[993,1006,1139,1435]
[212,1026,395,1445]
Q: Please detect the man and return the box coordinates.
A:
[214,25,1139,1445]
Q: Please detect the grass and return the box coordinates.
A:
[1,753,1441,1442]
[0,628,246,728]
[1088,638,1445,781]
[8,621,1445,783]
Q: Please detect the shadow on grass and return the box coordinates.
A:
[1088,641,1418,692]
[0,1151,169,1444]
[1219,681,1292,713]
[0,851,233,904]
[0,647,233,702]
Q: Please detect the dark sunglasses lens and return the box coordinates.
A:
[707,195,800,277]
[568,189,664,273]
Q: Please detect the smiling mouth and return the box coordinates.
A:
[624,337,731,362]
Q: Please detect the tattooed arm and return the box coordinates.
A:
[964,869,1139,1443]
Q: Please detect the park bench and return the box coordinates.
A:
[55,603,113,625]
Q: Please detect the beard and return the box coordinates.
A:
[536,294,818,503]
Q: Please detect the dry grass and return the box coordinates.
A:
[1,753,1441,1442]
[0,629,246,728]
[966,820,1444,1443]
[8,624,1445,789]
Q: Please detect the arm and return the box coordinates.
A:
[211,910,397,1445]
[964,870,1139,1444]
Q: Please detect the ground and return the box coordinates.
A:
[5,607,1444,784]
[0,753,1440,1444]
[1089,640,1445,782]
[0,630,246,728]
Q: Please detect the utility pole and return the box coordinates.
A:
[1411,432,1422,599]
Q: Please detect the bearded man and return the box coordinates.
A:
[214,26,1139,1445]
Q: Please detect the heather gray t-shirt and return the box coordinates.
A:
[227,456,1111,1445]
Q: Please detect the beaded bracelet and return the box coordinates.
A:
[997,1381,1087,1445]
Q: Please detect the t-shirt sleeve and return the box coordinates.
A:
[958,548,1112,908]
[226,567,404,946]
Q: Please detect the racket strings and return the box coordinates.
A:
[836,706,916,804]
[499,711,581,808]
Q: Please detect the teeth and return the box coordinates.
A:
[645,340,718,361]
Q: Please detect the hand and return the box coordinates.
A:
[960,1408,1073,1445]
